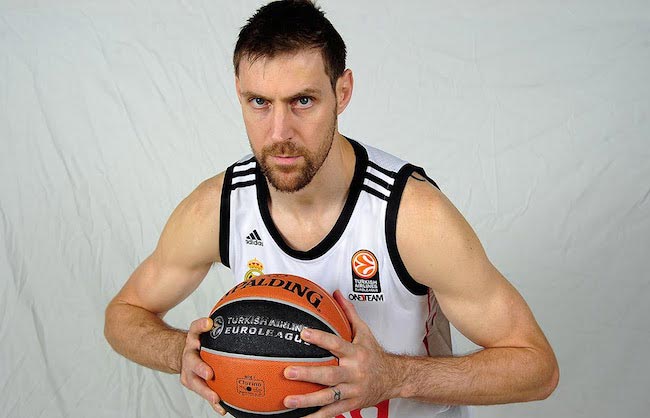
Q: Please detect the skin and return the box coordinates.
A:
[104,49,559,417]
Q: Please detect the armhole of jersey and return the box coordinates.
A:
[219,166,233,268]
[385,164,439,296]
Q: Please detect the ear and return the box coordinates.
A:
[235,76,243,104]
[335,69,354,115]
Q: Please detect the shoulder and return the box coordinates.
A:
[182,173,225,216]
[396,174,489,291]
[398,172,456,229]
[157,173,226,265]
[168,173,225,230]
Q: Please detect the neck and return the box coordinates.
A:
[267,133,355,214]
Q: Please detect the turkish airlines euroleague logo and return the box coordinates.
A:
[352,250,377,278]
[351,250,381,293]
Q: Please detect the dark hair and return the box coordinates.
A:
[233,0,347,90]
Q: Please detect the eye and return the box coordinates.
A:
[294,96,313,108]
[249,98,267,109]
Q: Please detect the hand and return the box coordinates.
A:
[180,317,226,415]
[282,291,402,417]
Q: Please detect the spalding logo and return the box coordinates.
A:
[224,276,324,309]
[209,316,224,339]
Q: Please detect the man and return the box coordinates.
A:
[104,1,559,417]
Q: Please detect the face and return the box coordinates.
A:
[236,50,340,193]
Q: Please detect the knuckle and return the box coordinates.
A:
[356,349,370,366]
[189,319,200,332]
[350,365,365,382]
[190,318,210,333]
[192,361,207,376]
[329,338,343,353]
[185,333,198,349]
[347,386,361,399]
[182,351,196,367]
[183,338,197,352]
[324,367,340,385]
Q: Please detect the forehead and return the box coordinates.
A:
[237,49,330,94]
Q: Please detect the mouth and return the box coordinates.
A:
[270,155,302,165]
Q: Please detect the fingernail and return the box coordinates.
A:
[301,328,312,338]
[286,398,298,408]
[212,399,225,415]
[285,368,297,379]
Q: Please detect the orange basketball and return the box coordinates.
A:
[199,274,352,418]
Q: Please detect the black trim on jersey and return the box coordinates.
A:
[409,169,440,190]
[231,167,256,178]
[368,160,396,178]
[364,172,392,192]
[361,184,389,201]
[422,172,440,190]
[256,138,368,260]
[230,180,256,190]
[385,164,433,296]
[219,165,235,268]
[234,156,256,167]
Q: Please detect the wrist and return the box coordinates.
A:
[167,329,188,374]
[383,352,413,399]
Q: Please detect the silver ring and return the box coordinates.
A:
[332,387,342,402]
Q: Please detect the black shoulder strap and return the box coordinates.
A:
[385,164,439,296]
[219,165,234,268]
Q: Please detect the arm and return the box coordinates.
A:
[283,175,559,416]
[104,174,226,414]
[391,175,559,404]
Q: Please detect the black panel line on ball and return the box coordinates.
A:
[200,347,336,363]
[222,400,298,415]
[215,297,343,338]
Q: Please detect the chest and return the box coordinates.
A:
[269,209,340,252]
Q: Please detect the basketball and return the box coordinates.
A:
[199,274,352,418]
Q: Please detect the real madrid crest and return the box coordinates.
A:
[244,258,264,280]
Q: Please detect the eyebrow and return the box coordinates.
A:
[240,87,322,102]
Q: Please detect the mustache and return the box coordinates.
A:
[262,141,306,156]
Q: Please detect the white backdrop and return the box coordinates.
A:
[1,1,649,417]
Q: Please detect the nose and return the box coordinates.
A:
[269,105,293,142]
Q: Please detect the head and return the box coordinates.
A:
[234,0,347,92]
[233,0,353,193]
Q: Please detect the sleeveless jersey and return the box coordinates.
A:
[219,139,469,418]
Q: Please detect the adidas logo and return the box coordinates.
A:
[245,229,263,246]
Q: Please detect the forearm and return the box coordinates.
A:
[392,346,558,405]
[104,302,186,374]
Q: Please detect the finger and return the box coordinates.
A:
[182,372,225,414]
[284,384,354,409]
[183,344,214,381]
[303,398,358,418]
[186,318,213,350]
[284,364,347,386]
[300,327,353,358]
[189,317,213,336]
[192,357,214,381]
[333,290,369,336]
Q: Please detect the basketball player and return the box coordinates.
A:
[104,1,559,417]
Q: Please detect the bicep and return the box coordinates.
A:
[110,176,222,316]
[434,260,544,350]
[398,179,547,349]
[113,252,213,316]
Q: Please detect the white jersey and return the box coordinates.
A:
[219,139,469,418]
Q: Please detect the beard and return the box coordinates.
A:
[254,111,337,193]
